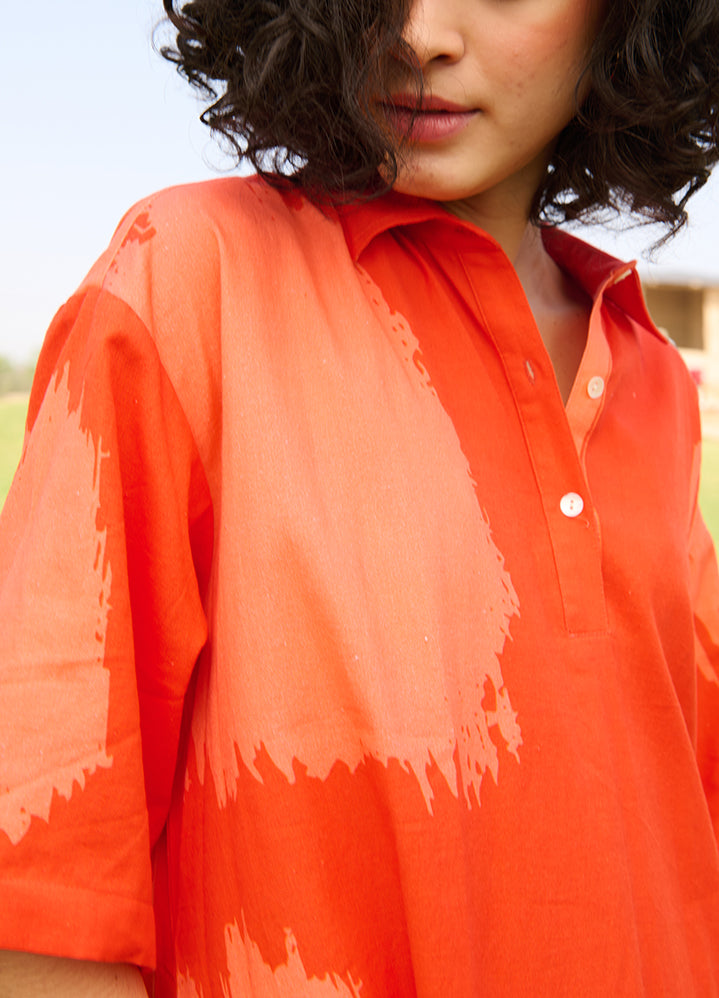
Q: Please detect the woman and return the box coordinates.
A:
[1,0,719,994]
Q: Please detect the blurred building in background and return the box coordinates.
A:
[642,278,719,436]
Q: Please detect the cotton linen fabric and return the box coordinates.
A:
[1,177,718,996]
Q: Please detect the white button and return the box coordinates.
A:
[587,376,605,399]
[560,492,584,518]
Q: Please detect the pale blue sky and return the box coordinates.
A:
[2,0,718,362]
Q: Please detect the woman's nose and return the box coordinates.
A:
[401,0,466,67]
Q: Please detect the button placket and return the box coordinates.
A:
[456,241,610,634]
[496,342,608,633]
[506,309,610,633]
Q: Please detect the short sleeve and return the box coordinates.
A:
[0,285,213,967]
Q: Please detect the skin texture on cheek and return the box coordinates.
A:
[488,9,594,105]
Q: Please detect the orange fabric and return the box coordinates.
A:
[1,176,718,996]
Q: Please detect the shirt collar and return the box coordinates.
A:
[337,192,666,343]
[337,190,449,261]
[540,227,664,341]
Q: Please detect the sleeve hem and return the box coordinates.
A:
[0,877,155,968]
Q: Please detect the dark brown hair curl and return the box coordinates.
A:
[159,0,419,197]
[160,0,719,232]
[543,0,719,233]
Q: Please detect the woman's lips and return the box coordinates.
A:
[383,95,478,142]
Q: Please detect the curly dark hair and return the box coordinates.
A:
[159,0,418,196]
[549,0,719,232]
[159,0,719,233]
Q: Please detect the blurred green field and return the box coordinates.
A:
[2,396,719,550]
[700,438,719,546]
[0,395,27,505]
